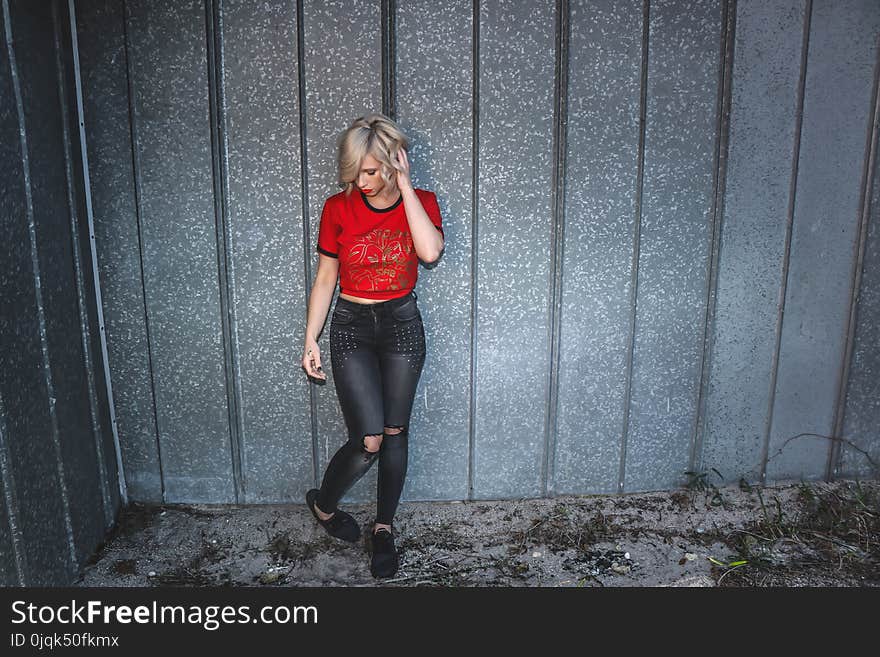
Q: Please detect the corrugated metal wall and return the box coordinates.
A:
[0,0,121,585]
[1,0,878,583]
[76,0,879,505]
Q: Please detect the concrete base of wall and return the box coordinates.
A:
[75,479,879,587]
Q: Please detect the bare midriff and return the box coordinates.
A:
[338,293,387,305]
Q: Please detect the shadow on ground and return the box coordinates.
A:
[76,479,879,587]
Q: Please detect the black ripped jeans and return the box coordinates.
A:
[315,291,426,526]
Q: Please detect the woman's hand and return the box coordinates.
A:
[394,147,413,192]
[301,339,326,381]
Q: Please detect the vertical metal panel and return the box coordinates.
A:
[554,0,642,495]
[624,0,722,492]
[0,0,119,585]
[126,0,234,502]
[474,0,556,499]
[0,201,68,584]
[0,392,25,585]
[0,487,16,585]
[396,0,472,501]
[303,0,382,504]
[842,120,880,479]
[221,0,312,502]
[766,0,880,481]
[0,12,22,580]
[76,0,162,501]
[0,0,76,584]
[0,492,15,585]
[0,398,24,586]
[68,0,124,516]
[701,0,805,483]
[41,0,108,565]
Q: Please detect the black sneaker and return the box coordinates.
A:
[369,527,399,579]
[306,489,360,542]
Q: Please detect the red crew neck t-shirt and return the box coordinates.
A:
[316,188,444,300]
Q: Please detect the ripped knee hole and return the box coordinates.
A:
[362,434,383,453]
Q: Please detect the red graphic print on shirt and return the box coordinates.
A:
[345,228,416,292]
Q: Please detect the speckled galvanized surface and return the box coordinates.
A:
[555,0,642,496]
[63,0,880,514]
[396,0,472,501]
[624,0,722,492]
[126,0,234,502]
[701,0,805,484]
[842,126,880,479]
[0,423,18,584]
[1,5,23,587]
[473,0,556,499]
[0,242,71,585]
[77,0,163,502]
[0,4,52,588]
[221,0,312,503]
[0,0,76,585]
[66,2,121,523]
[302,0,382,505]
[766,0,880,482]
[36,0,108,568]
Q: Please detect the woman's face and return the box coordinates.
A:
[356,153,392,199]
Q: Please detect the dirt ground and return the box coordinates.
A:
[76,478,879,587]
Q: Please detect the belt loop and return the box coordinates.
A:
[412,290,418,301]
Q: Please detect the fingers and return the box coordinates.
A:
[302,347,326,381]
[396,148,409,170]
[312,352,325,379]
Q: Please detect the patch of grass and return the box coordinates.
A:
[716,480,880,587]
[266,531,319,563]
[509,506,611,556]
[684,468,726,507]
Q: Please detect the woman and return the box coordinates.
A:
[301,113,444,579]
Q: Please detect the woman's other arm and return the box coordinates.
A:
[301,254,339,380]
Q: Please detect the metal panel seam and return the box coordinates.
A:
[296,0,320,488]
[382,0,396,120]
[618,0,650,494]
[761,0,812,484]
[467,0,479,501]
[691,0,736,478]
[122,0,165,501]
[68,0,128,508]
[543,0,569,497]
[55,0,114,524]
[206,0,245,501]
[828,29,880,480]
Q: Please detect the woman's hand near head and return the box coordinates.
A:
[394,148,413,192]
[393,148,444,263]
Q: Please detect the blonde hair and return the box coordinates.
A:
[337,113,409,194]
